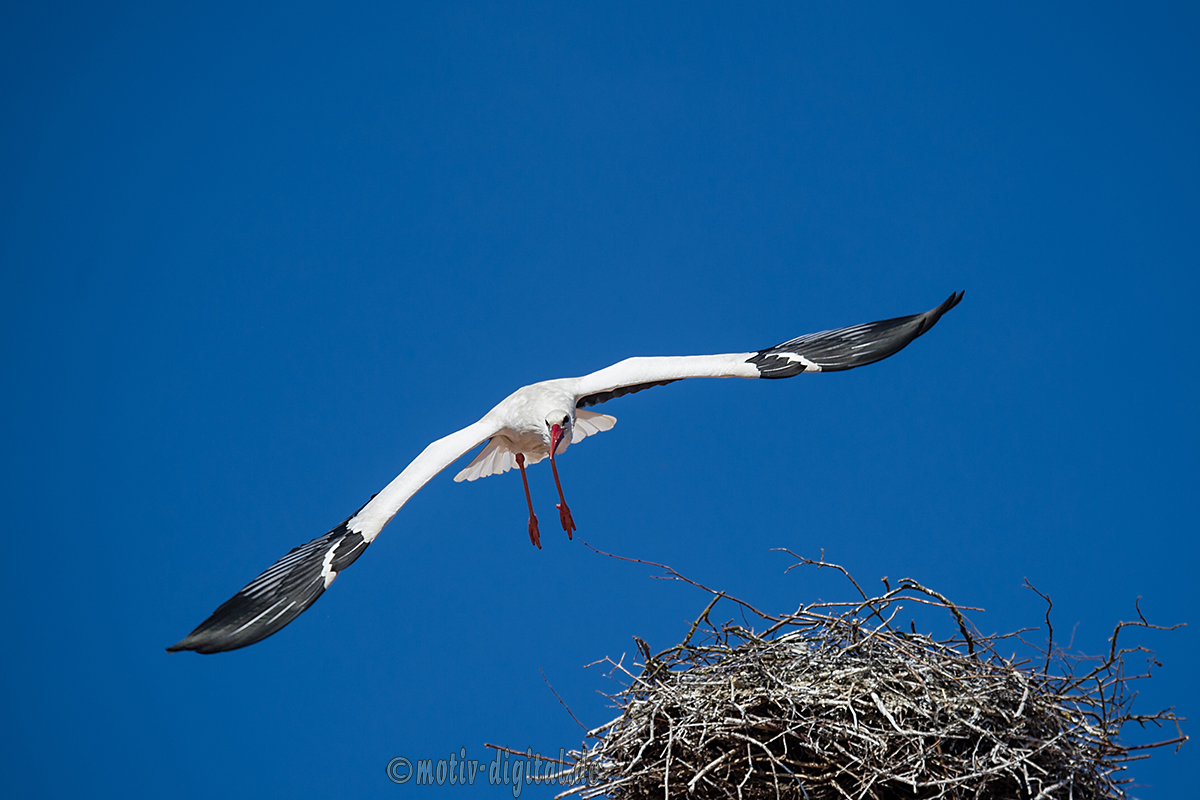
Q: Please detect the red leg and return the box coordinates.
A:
[549,447,576,539]
[516,453,540,549]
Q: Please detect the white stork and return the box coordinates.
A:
[169,292,962,653]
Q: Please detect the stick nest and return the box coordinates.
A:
[559,548,1185,800]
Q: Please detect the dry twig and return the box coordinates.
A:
[555,549,1185,800]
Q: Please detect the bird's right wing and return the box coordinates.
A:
[167,418,499,654]
[573,292,962,408]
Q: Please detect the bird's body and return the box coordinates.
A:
[461,381,582,474]
[169,292,963,654]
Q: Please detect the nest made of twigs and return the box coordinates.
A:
[557,547,1185,800]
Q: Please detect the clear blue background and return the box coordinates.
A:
[2,2,1196,797]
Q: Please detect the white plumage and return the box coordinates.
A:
[168,292,962,654]
[453,408,616,482]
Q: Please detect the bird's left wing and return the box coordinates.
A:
[167,419,498,654]
[573,292,962,408]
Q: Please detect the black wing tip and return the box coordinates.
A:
[166,518,371,655]
[748,291,964,378]
[163,582,331,654]
[927,290,965,324]
[164,583,329,654]
[904,290,964,340]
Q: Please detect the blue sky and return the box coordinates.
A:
[2,2,1196,797]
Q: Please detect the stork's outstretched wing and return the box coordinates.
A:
[169,293,963,654]
[167,420,498,654]
[573,292,962,408]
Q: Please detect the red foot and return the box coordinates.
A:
[528,514,541,549]
[556,503,576,539]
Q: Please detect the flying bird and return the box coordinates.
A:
[168,292,963,654]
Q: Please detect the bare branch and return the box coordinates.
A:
[528,552,1188,800]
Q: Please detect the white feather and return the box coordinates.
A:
[572,409,617,442]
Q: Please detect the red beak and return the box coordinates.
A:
[550,423,562,455]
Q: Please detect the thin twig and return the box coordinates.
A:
[514,553,1186,800]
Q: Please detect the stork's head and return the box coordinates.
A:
[544,410,572,456]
